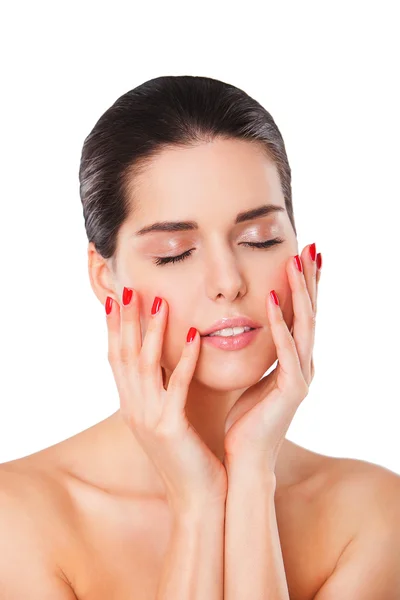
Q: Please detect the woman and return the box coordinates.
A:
[1,75,399,599]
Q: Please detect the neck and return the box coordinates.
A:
[95,377,303,499]
[184,376,249,463]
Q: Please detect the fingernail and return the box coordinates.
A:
[294,255,303,272]
[151,296,162,315]
[309,243,317,261]
[186,327,197,343]
[122,287,133,306]
[105,296,113,315]
[270,290,279,306]
[316,252,322,270]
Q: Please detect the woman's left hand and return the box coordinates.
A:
[223,243,321,474]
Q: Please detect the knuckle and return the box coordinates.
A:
[138,357,155,376]
[122,410,139,432]
[277,307,286,322]
[298,378,309,398]
[147,317,160,335]
[107,350,118,365]
[120,308,133,323]
[169,359,190,392]
[288,381,308,405]
[311,267,317,283]
[141,411,158,431]
[167,374,183,393]
[119,345,133,365]
[155,417,179,441]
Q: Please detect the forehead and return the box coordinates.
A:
[126,138,285,223]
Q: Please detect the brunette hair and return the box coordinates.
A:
[79,75,296,270]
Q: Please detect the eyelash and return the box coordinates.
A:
[153,237,285,266]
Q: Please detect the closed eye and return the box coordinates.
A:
[153,237,285,266]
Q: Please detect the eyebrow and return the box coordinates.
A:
[134,203,285,236]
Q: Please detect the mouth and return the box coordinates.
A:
[201,326,261,350]
[202,326,257,338]
[200,316,262,337]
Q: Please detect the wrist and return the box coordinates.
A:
[225,457,276,490]
[167,492,227,518]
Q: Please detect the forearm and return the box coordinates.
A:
[224,464,290,600]
[156,501,225,600]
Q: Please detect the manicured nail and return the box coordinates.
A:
[186,327,197,343]
[270,290,279,306]
[294,255,303,272]
[151,296,162,315]
[105,296,113,315]
[316,252,322,270]
[122,287,133,306]
[309,243,317,261]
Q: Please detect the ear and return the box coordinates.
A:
[87,242,118,306]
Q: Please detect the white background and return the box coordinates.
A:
[0,1,399,474]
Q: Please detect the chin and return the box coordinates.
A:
[193,358,274,392]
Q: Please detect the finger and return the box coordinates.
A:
[164,327,201,419]
[105,296,133,417]
[138,296,168,386]
[316,252,322,305]
[120,286,142,364]
[301,243,318,315]
[105,296,121,369]
[286,253,315,384]
[267,289,308,400]
[312,252,322,381]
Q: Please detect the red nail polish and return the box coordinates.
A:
[316,252,322,270]
[187,327,197,343]
[309,243,317,261]
[122,287,133,306]
[270,290,279,306]
[151,296,162,315]
[105,296,113,315]
[294,255,303,272]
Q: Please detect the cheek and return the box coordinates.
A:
[263,262,290,299]
[137,286,194,360]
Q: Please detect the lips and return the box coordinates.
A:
[200,316,262,337]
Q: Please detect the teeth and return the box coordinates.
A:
[209,326,251,337]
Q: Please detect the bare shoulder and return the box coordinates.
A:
[320,454,400,516]
[302,449,400,523]
[288,445,400,551]
[0,457,78,597]
[308,457,400,597]
[314,453,400,560]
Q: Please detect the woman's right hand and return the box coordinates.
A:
[105,288,228,513]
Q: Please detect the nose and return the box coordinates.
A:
[204,250,247,302]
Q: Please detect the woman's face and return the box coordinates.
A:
[106,138,298,391]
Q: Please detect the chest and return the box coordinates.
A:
[62,485,347,600]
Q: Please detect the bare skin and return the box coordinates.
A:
[1,138,399,598]
[1,416,398,600]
